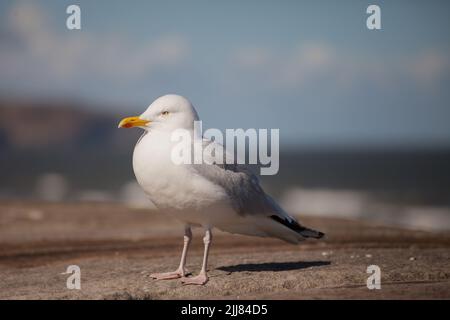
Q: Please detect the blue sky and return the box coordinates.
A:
[1,0,449,148]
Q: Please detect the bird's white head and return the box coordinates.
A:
[118,94,199,132]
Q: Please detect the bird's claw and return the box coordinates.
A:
[150,268,188,280]
[181,273,208,285]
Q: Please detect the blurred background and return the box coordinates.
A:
[1,0,449,231]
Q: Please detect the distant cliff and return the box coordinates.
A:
[0,99,139,152]
[0,98,141,197]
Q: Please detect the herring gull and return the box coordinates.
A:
[118,94,324,285]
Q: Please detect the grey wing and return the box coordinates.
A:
[191,140,324,243]
[191,139,325,241]
[190,139,281,217]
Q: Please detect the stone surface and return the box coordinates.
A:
[0,202,449,299]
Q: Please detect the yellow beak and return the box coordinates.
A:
[118,116,150,128]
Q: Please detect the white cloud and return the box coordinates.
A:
[277,43,336,87]
[408,50,450,88]
[229,42,347,91]
[232,46,273,69]
[0,2,190,85]
[230,42,450,92]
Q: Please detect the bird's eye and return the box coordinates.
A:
[161,111,169,116]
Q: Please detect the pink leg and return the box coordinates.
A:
[182,228,211,285]
[150,226,192,280]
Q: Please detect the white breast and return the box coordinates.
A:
[132,130,228,213]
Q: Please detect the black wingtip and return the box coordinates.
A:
[270,215,324,239]
[301,228,325,239]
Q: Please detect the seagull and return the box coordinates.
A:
[118,94,324,285]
